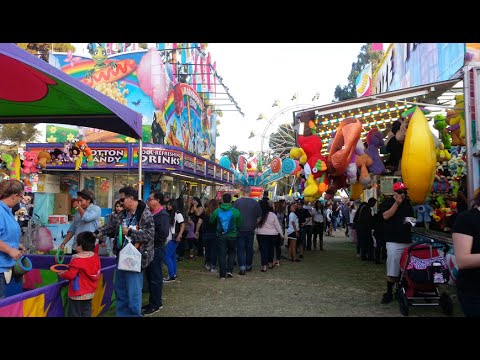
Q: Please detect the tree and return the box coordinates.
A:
[15,43,76,61]
[0,124,41,146]
[221,145,246,169]
[268,123,296,159]
[332,43,385,102]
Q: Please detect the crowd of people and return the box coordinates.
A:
[1,177,480,317]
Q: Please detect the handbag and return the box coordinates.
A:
[117,237,142,272]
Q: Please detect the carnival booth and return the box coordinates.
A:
[0,43,143,314]
[291,42,471,286]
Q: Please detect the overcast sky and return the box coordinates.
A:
[66,43,365,156]
[208,43,364,155]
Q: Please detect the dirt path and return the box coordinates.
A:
[106,233,462,317]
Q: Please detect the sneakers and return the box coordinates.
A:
[142,305,164,316]
[210,268,218,273]
[226,272,234,278]
[164,276,177,282]
[204,264,211,271]
[381,292,394,304]
[238,270,246,275]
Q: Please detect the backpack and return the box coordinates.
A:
[217,208,235,235]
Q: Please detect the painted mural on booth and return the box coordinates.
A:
[373,43,465,94]
[48,45,217,161]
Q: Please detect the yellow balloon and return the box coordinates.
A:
[350,182,363,200]
[401,107,437,204]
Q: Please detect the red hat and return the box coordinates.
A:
[392,182,407,192]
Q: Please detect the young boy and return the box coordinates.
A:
[59,231,101,317]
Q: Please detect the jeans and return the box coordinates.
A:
[457,286,480,317]
[145,245,164,309]
[0,273,5,299]
[257,234,275,265]
[203,233,217,268]
[216,235,236,278]
[312,222,324,249]
[164,241,178,278]
[237,230,254,271]
[115,269,143,317]
[67,298,92,317]
[272,234,282,261]
[302,225,312,250]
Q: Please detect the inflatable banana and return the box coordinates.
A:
[401,107,437,204]
[13,154,21,180]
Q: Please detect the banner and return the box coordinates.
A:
[132,147,183,170]
[26,144,129,169]
[49,47,217,160]
[207,162,215,178]
[196,158,206,176]
[183,153,196,174]
[355,63,372,97]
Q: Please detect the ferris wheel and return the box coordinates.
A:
[255,101,319,163]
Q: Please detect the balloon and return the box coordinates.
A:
[219,156,231,169]
[137,49,170,110]
[271,157,281,173]
[401,107,437,204]
[282,158,296,174]
[165,62,174,83]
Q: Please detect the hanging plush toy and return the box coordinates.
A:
[433,114,452,149]
[365,128,385,175]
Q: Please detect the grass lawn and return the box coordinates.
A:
[102,233,462,317]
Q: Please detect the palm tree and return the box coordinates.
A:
[221,145,246,169]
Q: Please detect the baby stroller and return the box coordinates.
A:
[396,239,453,316]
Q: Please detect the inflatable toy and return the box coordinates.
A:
[365,128,385,175]
[219,156,231,169]
[350,181,363,200]
[401,107,437,204]
[271,157,282,173]
[327,117,362,176]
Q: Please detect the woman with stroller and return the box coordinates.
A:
[452,191,480,317]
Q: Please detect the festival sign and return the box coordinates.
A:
[26,143,129,169]
[183,153,196,174]
[207,162,215,178]
[131,146,183,170]
[196,157,206,176]
[48,47,217,161]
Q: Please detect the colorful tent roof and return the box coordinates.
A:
[0,43,142,139]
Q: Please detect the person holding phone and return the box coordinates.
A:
[380,182,414,304]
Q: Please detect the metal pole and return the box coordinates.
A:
[138,139,143,199]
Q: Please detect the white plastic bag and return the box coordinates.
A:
[117,238,142,273]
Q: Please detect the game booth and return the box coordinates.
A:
[0,43,143,316]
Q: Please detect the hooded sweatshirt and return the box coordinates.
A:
[209,203,241,238]
[59,251,101,299]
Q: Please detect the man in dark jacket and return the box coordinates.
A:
[96,186,155,317]
[142,191,169,316]
[356,197,377,261]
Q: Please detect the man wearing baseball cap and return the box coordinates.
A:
[59,189,101,254]
[379,182,414,304]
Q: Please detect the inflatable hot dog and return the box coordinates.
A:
[81,59,137,87]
